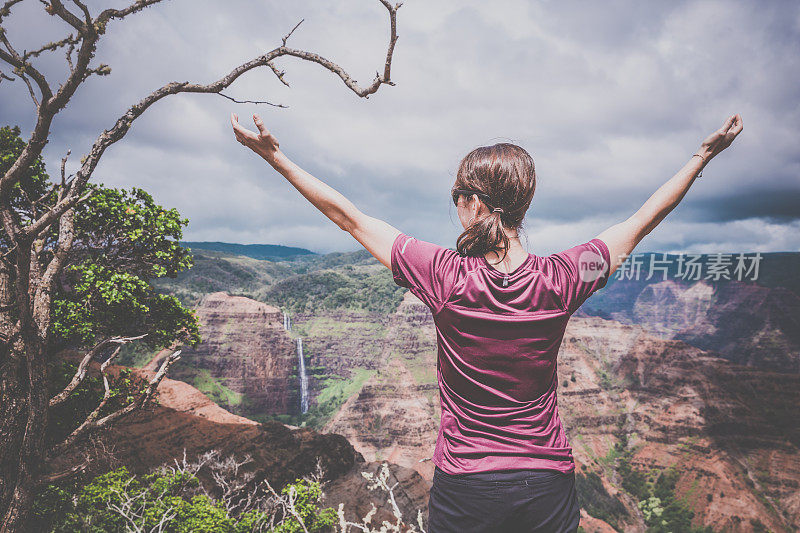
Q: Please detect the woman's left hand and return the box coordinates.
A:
[230,112,281,165]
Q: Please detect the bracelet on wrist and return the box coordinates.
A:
[691,153,706,178]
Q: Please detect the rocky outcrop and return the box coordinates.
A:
[321,291,441,481]
[558,316,800,533]
[582,277,800,373]
[171,292,300,416]
[317,294,800,532]
[290,308,393,403]
[45,363,433,531]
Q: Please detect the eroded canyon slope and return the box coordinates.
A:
[168,292,301,419]
[559,317,799,532]
[152,248,800,532]
[581,273,800,372]
[45,360,432,531]
[306,292,799,532]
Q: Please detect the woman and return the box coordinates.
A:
[230,112,743,532]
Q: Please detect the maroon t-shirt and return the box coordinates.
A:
[390,232,611,474]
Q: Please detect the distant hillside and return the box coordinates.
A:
[153,247,405,313]
[180,241,316,260]
[575,251,800,373]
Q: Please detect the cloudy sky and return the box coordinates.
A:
[1,0,799,255]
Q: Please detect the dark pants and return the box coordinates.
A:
[428,465,581,533]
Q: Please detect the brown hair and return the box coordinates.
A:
[451,143,536,261]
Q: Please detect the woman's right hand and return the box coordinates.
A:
[697,114,743,161]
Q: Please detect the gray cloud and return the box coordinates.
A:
[1,0,798,255]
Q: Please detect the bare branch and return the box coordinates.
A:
[49,349,180,457]
[0,1,98,210]
[0,0,24,24]
[65,38,75,71]
[39,461,88,483]
[217,91,286,107]
[267,60,290,87]
[97,349,181,424]
[96,0,166,27]
[21,33,80,61]
[82,62,111,81]
[69,0,91,26]
[49,334,147,407]
[263,478,310,533]
[60,149,70,190]
[279,0,401,98]
[0,28,52,103]
[18,71,39,107]
[33,206,74,330]
[45,0,87,32]
[51,354,117,454]
[282,18,304,46]
[22,0,402,239]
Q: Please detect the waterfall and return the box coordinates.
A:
[283,311,292,332]
[296,337,308,414]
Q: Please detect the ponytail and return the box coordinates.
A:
[456,208,511,262]
[452,143,536,260]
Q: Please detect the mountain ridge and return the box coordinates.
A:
[180,241,317,260]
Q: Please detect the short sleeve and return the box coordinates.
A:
[545,238,611,315]
[390,232,462,313]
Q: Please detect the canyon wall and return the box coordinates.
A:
[170,292,301,417]
[308,292,800,532]
[154,250,800,532]
[559,316,799,532]
[44,362,432,530]
[582,276,800,373]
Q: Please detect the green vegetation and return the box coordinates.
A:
[266,268,405,314]
[409,362,436,387]
[575,470,627,531]
[51,183,200,350]
[116,341,162,368]
[181,241,315,260]
[635,465,713,533]
[597,368,614,390]
[31,466,335,532]
[610,434,713,533]
[154,244,406,316]
[262,368,376,430]
[580,426,717,533]
[295,313,386,341]
[152,250,285,307]
[192,369,243,407]
[1,125,199,352]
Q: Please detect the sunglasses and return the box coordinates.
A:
[452,188,493,207]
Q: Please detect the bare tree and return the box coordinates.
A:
[335,462,427,533]
[0,0,401,529]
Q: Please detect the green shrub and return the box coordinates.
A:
[32,463,335,532]
[575,471,627,531]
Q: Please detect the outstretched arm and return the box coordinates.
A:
[596,114,744,277]
[230,113,401,269]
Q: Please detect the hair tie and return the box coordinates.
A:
[492,207,504,214]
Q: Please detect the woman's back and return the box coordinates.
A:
[391,231,611,475]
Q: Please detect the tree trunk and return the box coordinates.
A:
[0,261,23,520]
[0,354,27,527]
[0,336,48,532]
[0,253,49,532]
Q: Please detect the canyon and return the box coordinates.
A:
[44,358,431,530]
[130,249,800,532]
[167,292,301,419]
